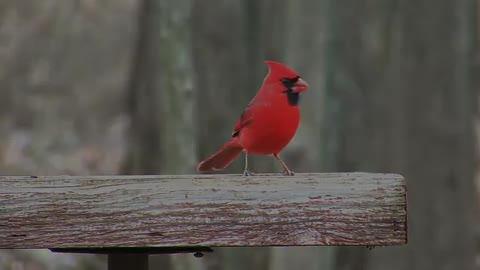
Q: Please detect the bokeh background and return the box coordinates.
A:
[0,0,479,269]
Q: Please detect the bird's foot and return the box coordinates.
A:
[283,169,295,176]
[242,170,254,176]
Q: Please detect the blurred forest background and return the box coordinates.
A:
[0,0,479,269]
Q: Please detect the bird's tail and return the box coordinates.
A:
[197,138,243,172]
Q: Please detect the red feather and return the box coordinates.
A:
[196,138,243,172]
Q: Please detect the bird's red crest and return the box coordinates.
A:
[264,60,300,81]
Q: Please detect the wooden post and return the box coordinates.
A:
[0,173,407,268]
[108,254,148,270]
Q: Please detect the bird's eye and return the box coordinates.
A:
[281,76,299,84]
[281,76,300,87]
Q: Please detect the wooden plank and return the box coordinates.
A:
[0,173,407,248]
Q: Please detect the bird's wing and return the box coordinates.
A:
[232,106,254,137]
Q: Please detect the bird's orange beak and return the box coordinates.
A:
[293,78,309,93]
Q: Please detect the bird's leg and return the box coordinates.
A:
[273,153,294,176]
[243,151,254,176]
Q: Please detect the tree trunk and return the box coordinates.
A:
[192,0,254,174]
[125,0,195,175]
[326,0,478,269]
[125,0,195,269]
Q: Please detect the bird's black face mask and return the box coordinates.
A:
[281,77,300,106]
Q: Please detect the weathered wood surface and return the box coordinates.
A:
[0,173,406,248]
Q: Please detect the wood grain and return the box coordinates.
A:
[0,173,407,248]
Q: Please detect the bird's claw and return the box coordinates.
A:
[283,170,295,176]
[243,170,254,176]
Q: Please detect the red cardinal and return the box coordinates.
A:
[197,61,309,175]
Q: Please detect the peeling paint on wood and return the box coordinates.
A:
[0,173,407,248]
